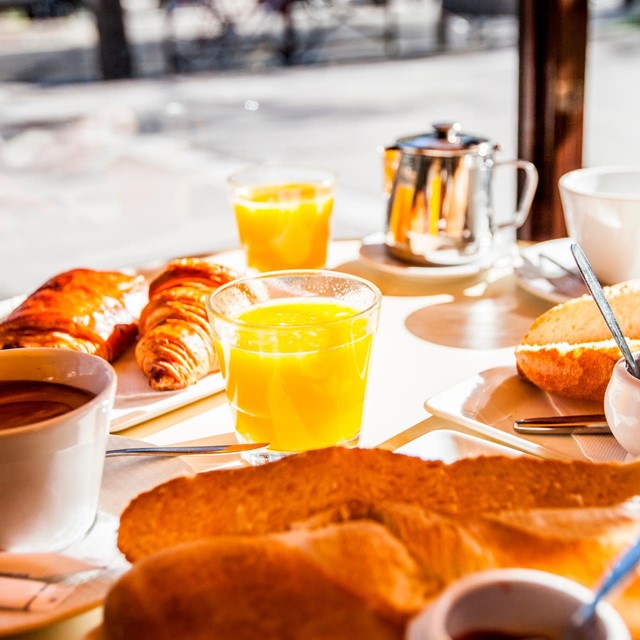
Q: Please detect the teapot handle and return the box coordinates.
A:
[493,159,539,230]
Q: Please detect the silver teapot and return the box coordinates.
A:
[384,122,538,266]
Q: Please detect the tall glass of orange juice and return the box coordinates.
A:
[227,163,336,272]
[206,271,382,465]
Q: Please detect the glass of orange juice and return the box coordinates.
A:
[206,270,382,465]
[227,163,336,272]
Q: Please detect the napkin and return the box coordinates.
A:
[545,395,629,463]
[0,551,107,612]
[0,576,74,612]
[0,552,104,581]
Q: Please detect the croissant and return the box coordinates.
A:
[135,258,238,391]
[0,268,147,362]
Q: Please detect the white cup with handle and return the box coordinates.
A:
[0,347,116,552]
[559,166,640,285]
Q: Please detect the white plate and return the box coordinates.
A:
[395,429,522,463]
[109,349,224,432]
[0,268,230,433]
[514,238,587,304]
[358,237,486,281]
[0,435,193,637]
[0,242,370,433]
[424,358,629,463]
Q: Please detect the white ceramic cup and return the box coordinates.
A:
[0,348,116,552]
[604,353,640,457]
[559,166,640,285]
[406,568,630,640]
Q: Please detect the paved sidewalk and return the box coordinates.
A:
[0,0,519,83]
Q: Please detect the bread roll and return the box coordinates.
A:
[105,448,640,640]
[104,534,406,640]
[117,447,640,563]
[515,279,640,401]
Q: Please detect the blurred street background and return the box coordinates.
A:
[0,0,638,296]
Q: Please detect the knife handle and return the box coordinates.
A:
[513,414,610,435]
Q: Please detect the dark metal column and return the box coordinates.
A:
[95,0,134,80]
[517,0,588,241]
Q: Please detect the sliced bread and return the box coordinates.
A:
[515,279,640,401]
[104,448,640,640]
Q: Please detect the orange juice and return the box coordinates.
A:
[231,182,334,271]
[214,298,374,453]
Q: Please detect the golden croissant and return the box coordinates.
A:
[0,268,147,362]
[135,258,238,390]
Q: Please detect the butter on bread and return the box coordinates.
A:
[515,279,640,401]
[105,448,640,639]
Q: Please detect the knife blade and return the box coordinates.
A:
[105,442,270,457]
[513,414,610,435]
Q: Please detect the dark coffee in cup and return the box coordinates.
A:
[0,380,97,431]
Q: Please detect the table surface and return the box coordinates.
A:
[3,238,556,640]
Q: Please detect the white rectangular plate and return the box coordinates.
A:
[0,288,226,435]
[0,242,367,433]
[424,358,627,462]
[109,347,224,432]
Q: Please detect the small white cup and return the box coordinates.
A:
[604,353,640,457]
[406,568,630,640]
[559,166,640,285]
[0,348,116,552]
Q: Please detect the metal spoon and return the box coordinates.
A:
[571,243,640,378]
[105,442,269,457]
[565,534,640,639]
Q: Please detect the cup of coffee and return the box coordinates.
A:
[0,347,116,552]
[559,166,640,285]
[406,568,630,640]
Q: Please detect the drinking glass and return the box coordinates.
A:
[206,270,382,464]
[227,163,336,272]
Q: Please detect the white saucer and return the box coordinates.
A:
[514,238,587,305]
[0,435,193,636]
[358,239,485,282]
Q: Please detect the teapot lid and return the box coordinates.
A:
[396,122,497,156]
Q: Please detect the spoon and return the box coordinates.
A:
[565,534,640,639]
[105,442,269,457]
[571,243,640,379]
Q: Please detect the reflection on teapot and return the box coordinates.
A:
[384,122,538,266]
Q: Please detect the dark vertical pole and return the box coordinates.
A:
[517,0,588,241]
[95,0,134,80]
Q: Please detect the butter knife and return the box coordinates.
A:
[106,442,269,457]
[513,414,610,435]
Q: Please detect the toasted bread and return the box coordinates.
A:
[105,448,640,640]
